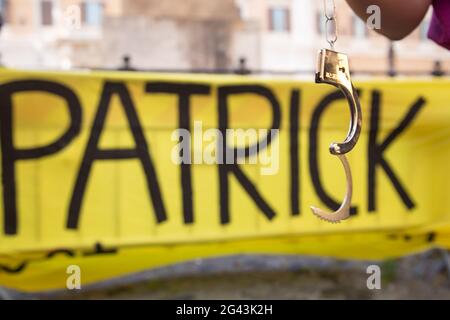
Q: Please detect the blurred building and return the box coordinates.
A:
[0,0,116,69]
[76,0,243,70]
[0,0,449,74]
[237,0,450,74]
[0,0,242,70]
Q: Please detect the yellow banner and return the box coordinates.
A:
[0,69,450,292]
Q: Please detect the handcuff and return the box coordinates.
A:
[311,0,362,223]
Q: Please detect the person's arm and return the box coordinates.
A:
[345,0,432,40]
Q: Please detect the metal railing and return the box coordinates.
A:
[108,55,447,78]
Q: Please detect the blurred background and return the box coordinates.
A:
[0,0,448,75]
[1,0,450,300]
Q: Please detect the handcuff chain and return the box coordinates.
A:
[324,0,338,48]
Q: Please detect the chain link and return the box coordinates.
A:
[323,0,338,48]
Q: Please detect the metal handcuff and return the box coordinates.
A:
[311,0,362,223]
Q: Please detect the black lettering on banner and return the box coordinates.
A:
[82,242,118,256]
[46,249,75,258]
[0,262,27,274]
[368,91,425,211]
[290,89,301,216]
[217,85,280,224]
[0,80,82,235]
[309,89,358,215]
[145,82,211,224]
[0,243,120,275]
[67,81,166,229]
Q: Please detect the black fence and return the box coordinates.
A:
[107,55,447,77]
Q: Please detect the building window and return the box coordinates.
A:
[0,0,9,24]
[353,16,367,39]
[81,2,103,26]
[236,0,249,20]
[41,0,53,26]
[269,7,290,32]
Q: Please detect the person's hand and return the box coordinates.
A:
[345,0,432,40]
